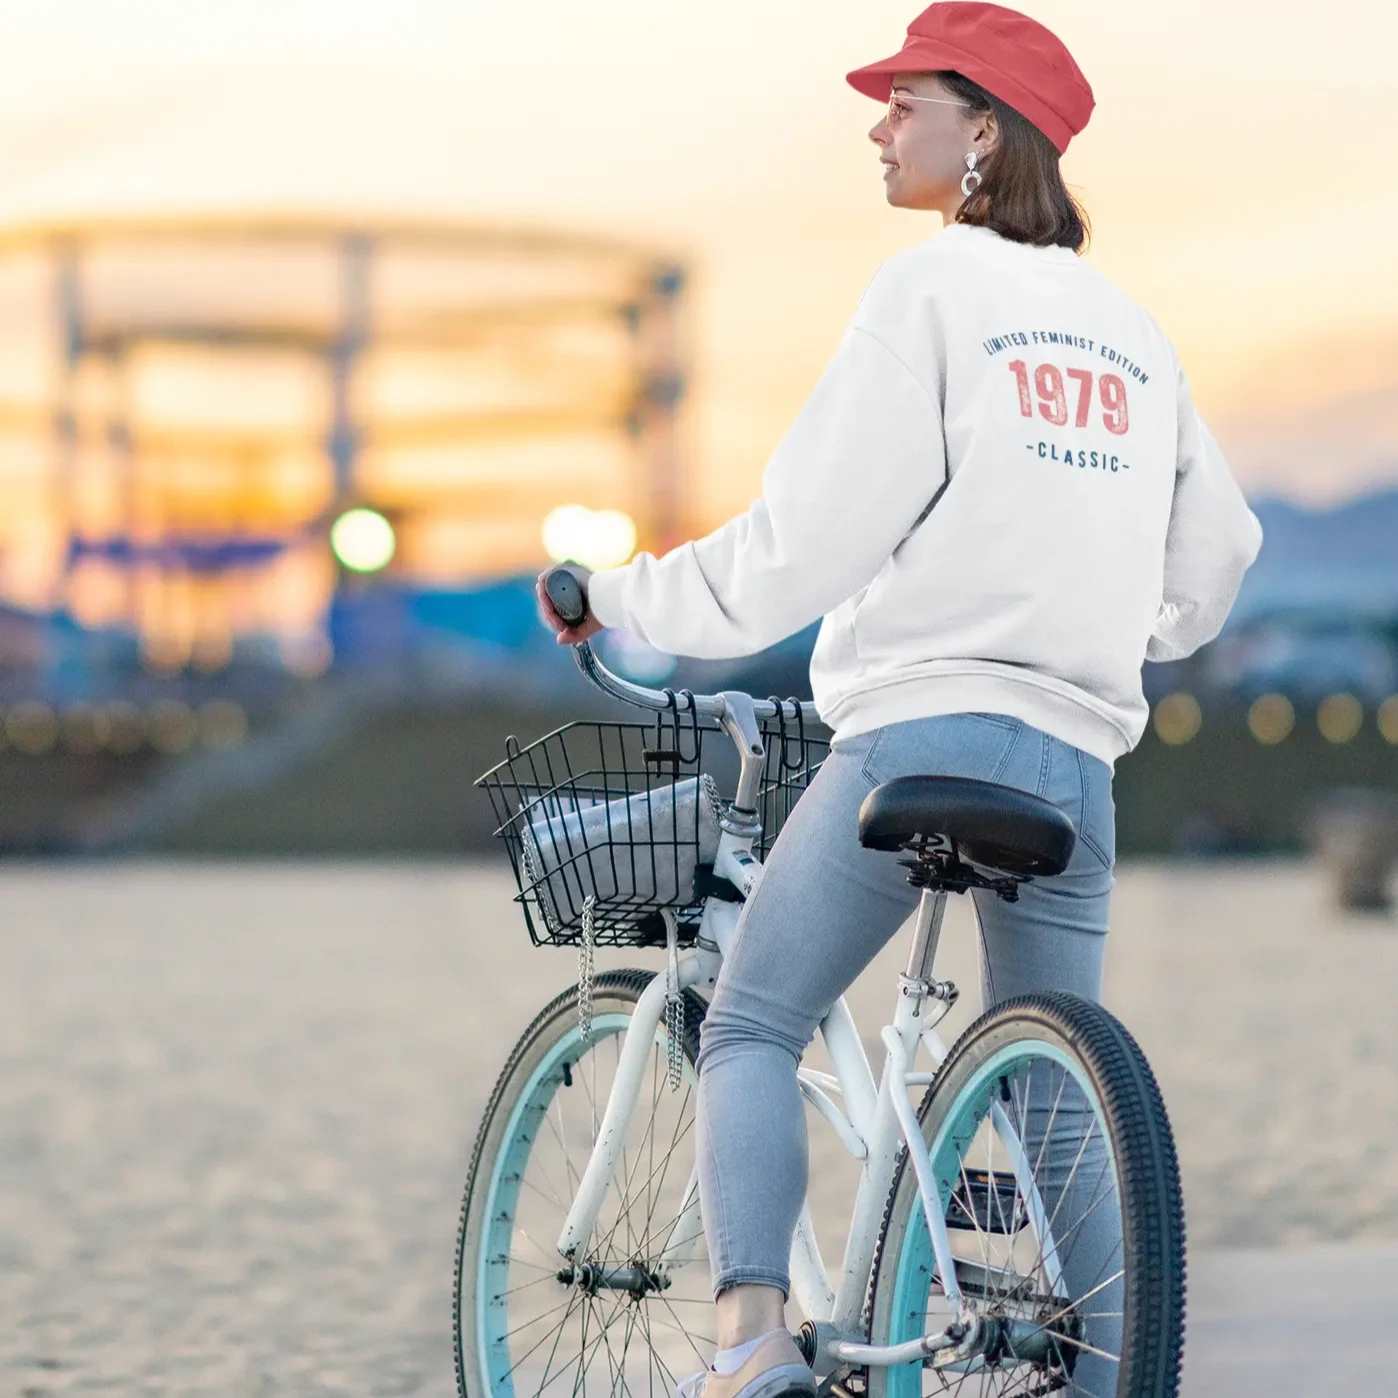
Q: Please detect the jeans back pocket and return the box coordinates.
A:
[859,712,1024,789]
[1074,747,1116,871]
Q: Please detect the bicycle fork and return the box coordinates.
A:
[554,910,718,1271]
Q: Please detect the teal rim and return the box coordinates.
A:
[883,1038,1119,1397]
[474,1012,695,1397]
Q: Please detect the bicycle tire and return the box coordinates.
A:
[453,968,713,1398]
[862,992,1185,1398]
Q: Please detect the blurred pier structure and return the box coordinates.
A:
[0,217,1395,863]
[0,215,706,848]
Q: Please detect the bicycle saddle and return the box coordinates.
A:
[857,775,1077,878]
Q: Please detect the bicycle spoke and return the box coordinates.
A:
[536,1282,588,1398]
[643,1081,696,1231]
[597,1305,627,1398]
[539,1289,632,1395]
[593,1107,697,1264]
[517,1224,566,1270]
[656,1289,711,1369]
[957,1152,997,1297]
[986,1089,1021,1307]
[640,1294,660,1398]
[646,1051,660,1232]
[1017,1112,1105,1298]
[581,1046,693,1261]
[500,1291,580,1344]
[570,1297,589,1398]
[613,1302,641,1398]
[646,1310,717,1348]
[628,1139,702,1256]
[1028,1070,1068,1200]
[518,1171,570,1214]
[1033,1162,1116,1285]
[613,1035,636,1260]
[637,1295,686,1393]
[545,1095,584,1198]
[508,1253,560,1272]
[1037,1327,1119,1365]
[499,1272,566,1299]
[499,1289,587,1378]
[590,1039,600,1146]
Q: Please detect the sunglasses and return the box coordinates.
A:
[886,90,974,127]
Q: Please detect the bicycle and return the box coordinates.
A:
[454,566,1185,1398]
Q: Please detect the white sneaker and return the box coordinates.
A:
[673,1329,816,1398]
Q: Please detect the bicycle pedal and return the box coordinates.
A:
[945,1167,1024,1233]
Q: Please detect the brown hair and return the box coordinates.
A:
[934,70,1091,255]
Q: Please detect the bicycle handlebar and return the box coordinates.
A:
[542,565,823,726]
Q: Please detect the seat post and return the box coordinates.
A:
[904,884,950,982]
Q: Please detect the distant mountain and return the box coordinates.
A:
[1231,483,1398,626]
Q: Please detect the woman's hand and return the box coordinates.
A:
[535,564,606,646]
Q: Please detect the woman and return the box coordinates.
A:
[538,5,1262,1396]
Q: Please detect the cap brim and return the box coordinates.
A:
[845,41,952,102]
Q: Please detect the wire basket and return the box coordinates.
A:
[753,696,830,864]
[477,692,829,948]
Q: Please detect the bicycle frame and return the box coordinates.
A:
[552,839,1065,1374]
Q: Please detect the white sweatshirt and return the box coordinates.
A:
[587,221,1264,770]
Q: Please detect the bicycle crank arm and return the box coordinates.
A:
[824,1313,979,1368]
[825,1313,1066,1372]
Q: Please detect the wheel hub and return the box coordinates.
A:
[926,1303,1081,1371]
[557,1257,671,1298]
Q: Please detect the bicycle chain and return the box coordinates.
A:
[578,895,597,1041]
[579,897,685,1089]
[663,911,684,1091]
[665,989,684,1089]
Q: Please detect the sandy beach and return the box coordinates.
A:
[1,855,1394,1394]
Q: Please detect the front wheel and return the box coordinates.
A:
[863,992,1185,1397]
[454,968,716,1398]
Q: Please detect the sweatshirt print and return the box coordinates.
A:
[586,221,1264,770]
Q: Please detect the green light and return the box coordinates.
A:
[331,507,396,573]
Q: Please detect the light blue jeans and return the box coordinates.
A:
[694,712,1119,1381]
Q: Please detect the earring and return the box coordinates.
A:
[960,151,982,198]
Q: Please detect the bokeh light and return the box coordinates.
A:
[61,703,110,755]
[599,630,679,685]
[5,701,58,755]
[1379,695,1398,744]
[331,507,396,573]
[147,700,197,754]
[191,631,235,673]
[542,505,637,571]
[280,632,334,679]
[1248,692,1295,745]
[1151,691,1202,745]
[198,700,249,749]
[103,702,146,755]
[1316,692,1363,743]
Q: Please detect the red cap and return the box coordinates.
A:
[846,2,1094,155]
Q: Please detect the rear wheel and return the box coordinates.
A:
[863,992,1185,1397]
[454,969,716,1398]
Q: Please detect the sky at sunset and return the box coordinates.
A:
[1,0,1394,534]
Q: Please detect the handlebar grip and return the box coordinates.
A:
[544,566,588,626]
